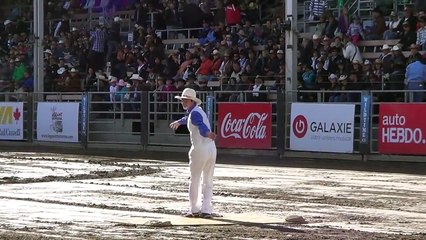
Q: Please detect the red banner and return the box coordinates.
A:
[217,103,272,149]
[379,104,426,155]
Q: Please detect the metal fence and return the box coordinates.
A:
[1,89,426,160]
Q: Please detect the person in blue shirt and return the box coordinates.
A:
[405,58,426,102]
[169,88,217,218]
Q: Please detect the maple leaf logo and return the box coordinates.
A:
[13,108,21,122]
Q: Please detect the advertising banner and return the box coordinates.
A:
[37,102,79,143]
[217,103,272,149]
[0,102,24,140]
[290,103,355,153]
[379,104,426,155]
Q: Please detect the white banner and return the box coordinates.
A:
[290,103,355,153]
[0,102,24,140]
[37,102,79,143]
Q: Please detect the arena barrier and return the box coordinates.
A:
[1,90,426,162]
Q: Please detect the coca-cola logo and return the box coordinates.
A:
[220,112,268,140]
[293,115,308,138]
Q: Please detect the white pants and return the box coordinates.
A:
[188,142,217,214]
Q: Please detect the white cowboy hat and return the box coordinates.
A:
[43,49,52,55]
[70,68,78,73]
[338,75,348,81]
[382,44,391,50]
[57,67,66,75]
[130,74,143,81]
[4,20,12,26]
[114,17,121,22]
[328,74,338,80]
[391,45,400,51]
[175,88,202,105]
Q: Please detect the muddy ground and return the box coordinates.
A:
[0,146,425,239]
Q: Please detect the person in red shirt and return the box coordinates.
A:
[211,49,223,79]
[196,53,214,81]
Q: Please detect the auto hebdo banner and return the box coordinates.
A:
[0,102,24,140]
[290,103,355,153]
[37,102,79,143]
[218,103,272,149]
[379,104,426,155]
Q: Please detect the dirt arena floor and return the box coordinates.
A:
[0,146,425,240]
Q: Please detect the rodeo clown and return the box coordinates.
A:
[169,88,217,218]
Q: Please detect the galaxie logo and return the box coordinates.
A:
[292,115,308,138]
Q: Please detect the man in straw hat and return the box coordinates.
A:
[169,88,217,218]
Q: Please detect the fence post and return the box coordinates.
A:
[140,91,149,150]
[276,89,286,158]
[359,91,371,158]
[27,93,34,143]
[206,95,215,131]
[80,92,89,150]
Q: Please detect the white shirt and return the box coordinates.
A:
[343,42,363,63]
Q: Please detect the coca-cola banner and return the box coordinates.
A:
[290,103,355,153]
[217,103,272,149]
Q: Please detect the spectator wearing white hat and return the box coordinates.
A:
[379,44,393,75]
[391,45,407,66]
[65,68,81,92]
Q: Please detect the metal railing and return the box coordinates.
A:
[1,89,426,160]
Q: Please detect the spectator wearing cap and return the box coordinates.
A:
[54,67,68,91]
[405,57,426,102]
[65,68,81,92]
[211,49,223,77]
[276,49,285,66]
[392,45,407,66]
[250,75,267,102]
[416,16,426,50]
[361,60,375,88]
[408,44,422,64]
[129,74,143,111]
[379,44,393,75]
[108,76,118,104]
[399,21,417,50]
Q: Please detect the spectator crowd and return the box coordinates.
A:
[0,0,425,103]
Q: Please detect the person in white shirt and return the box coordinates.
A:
[342,40,363,63]
[169,88,217,218]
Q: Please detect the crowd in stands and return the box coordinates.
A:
[0,0,426,103]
